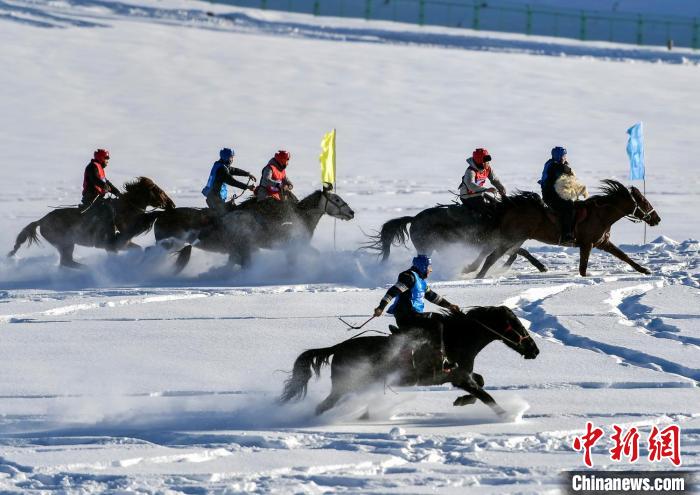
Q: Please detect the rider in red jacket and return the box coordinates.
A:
[80,149,122,247]
[256,150,294,201]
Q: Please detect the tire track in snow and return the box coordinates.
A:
[506,284,700,383]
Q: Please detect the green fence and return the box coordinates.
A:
[211,0,700,49]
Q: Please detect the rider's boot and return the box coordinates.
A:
[560,211,576,245]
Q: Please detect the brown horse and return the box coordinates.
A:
[464,180,660,278]
[8,177,175,268]
[279,306,539,418]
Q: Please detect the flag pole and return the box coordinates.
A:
[333,128,337,251]
[643,178,647,244]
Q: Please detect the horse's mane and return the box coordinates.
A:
[441,305,507,328]
[123,176,154,193]
[492,191,547,220]
[297,190,323,211]
[595,179,631,200]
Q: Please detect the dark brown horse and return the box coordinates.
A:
[367,201,547,273]
[464,180,660,278]
[8,177,175,268]
[280,306,539,418]
[153,189,354,272]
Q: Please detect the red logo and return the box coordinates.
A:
[573,421,604,467]
[573,423,682,467]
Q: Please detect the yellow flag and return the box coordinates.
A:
[319,129,336,187]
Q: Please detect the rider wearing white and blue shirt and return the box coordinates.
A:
[202,148,256,216]
[373,255,460,357]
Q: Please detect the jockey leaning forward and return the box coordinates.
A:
[538,146,588,244]
[201,147,256,217]
[373,255,461,369]
[80,148,122,247]
[256,150,294,201]
[459,148,507,205]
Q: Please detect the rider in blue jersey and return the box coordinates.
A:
[373,255,461,368]
[202,148,256,216]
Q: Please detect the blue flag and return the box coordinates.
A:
[626,122,645,180]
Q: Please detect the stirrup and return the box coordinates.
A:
[442,357,457,373]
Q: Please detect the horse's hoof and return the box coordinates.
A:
[453,395,477,407]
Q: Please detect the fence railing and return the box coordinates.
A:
[210,0,700,49]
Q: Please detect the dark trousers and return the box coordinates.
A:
[394,311,446,351]
[79,197,119,248]
[544,192,576,241]
[206,193,232,217]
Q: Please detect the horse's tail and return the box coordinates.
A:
[173,244,192,274]
[141,210,164,235]
[279,345,337,403]
[362,215,414,262]
[7,220,42,257]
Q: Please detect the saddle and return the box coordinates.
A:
[545,202,588,241]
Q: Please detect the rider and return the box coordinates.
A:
[80,148,122,247]
[373,255,461,369]
[201,147,256,217]
[539,146,579,244]
[256,150,294,201]
[459,148,507,205]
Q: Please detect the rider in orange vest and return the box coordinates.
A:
[81,149,121,208]
[80,148,122,247]
[458,148,506,205]
[256,150,294,201]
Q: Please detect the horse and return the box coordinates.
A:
[8,177,175,268]
[365,199,548,274]
[154,189,354,272]
[465,180,661,278]
[279,306,539,418]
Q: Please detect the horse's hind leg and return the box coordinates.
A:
[58,244,83,269]
[315,390,344,416]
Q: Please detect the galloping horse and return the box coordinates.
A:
[280,306,539,418]
[464,180,660,278]
[366,200,547,273]
[8,177,175,268]
[154,189,354,272]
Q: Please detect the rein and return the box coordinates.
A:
[465,315,532,348]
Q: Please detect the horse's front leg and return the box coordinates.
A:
[475,244,512,279]
[452,371,506,417]
[596,239,651,274]
[462,245,490,274]
[578,243,592,276]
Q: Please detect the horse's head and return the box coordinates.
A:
[319,189,355,221]
[462,306,539,359]
[629,186,660,226]
[124,177,176,210]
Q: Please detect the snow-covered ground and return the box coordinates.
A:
[1,0,699,493]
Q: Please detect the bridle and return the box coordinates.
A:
[625,188,656,224]
[469,317,533,349]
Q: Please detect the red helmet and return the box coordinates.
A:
[472,148,491,166]
[94,148,110,164]
[274,150,291,166]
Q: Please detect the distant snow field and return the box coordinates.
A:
[0,0,698,493]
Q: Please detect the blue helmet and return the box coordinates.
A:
[412,254,432,275]
[551,146,567,162]
[220,148,235,161]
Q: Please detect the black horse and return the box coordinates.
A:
[154,189,354,272]
[366,200,547,275]
[280,306,539,418]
